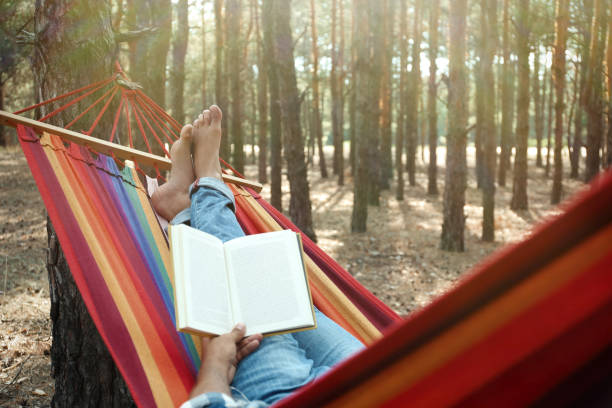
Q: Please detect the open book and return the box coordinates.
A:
[169,224,316,337]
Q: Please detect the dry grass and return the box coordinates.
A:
[0,144,586,406]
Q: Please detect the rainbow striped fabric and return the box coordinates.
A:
[18,124,612,407]
[17,125,397,407]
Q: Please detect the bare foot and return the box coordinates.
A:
[151,125,195,221]
[192,105,223,181]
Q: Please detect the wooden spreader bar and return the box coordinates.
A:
[0,110,263,193]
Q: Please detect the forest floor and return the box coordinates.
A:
[0,144,586,407]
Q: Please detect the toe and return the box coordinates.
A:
[210,105,222,127]
[180,124,193,140]
[203,110,211,126]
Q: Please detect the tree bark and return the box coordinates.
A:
[309,0,328,178]
[0,81,5,146]
[584,0,607,181]
[441,0,468,251]
[170,0,189,125]
[349,4,357,176]
[214,0,230,159]
[497,0,512,187]
[607,8,612,168]
[396,0,408,201]
[351,0,381,232]
[427,0,440,196]
[262,0,282,211]
[331,0,341,177]
[546,63,554,175]
[379,0,393,189]
[337,0,345,186]
[510,0,530,211]
[406,0,423,187]
[254,0,268,183]
[273,0,316,241]
[226,0,244,174]
[551,0,570,204]
[33,0,134,405]
[201,6,208,108]
[534,46,544,168]
[480,0,497,242]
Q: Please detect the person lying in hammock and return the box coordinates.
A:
[151,105,363,408]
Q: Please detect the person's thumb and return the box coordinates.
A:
[231,323,246,342]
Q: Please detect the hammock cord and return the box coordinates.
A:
[14,63,237,182]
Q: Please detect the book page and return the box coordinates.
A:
[175,225,232,334]
[225,230,314,335]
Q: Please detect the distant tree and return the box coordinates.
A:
[201,5,208,108]
[337,0,346,186]
[607,7,612,168]
[407,0,423,187]
[441,0,468,251]
[0,1,33,146]
[254,0,268,183]
[480,0,498,241]
[510,0,530,211]
[351,0,382,232]
[396,0,408,201]
[545,58,554,175]
[331,0,342,182]
[427,0,440,196]
[309,0,328,178]
[349,4,357,176]
[379,0,394,189]
[498,0,512,187]
[533,46,544,167]
[551,0,570,204]
[273,0,316,240]
[226,0,244,173]
[584,0,607,181]
[170,0,189,125]
[214,0,230,159]
[262,0,282,211]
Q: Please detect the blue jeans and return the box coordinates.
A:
[178,177,364,405]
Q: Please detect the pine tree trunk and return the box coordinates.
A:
[475,58,485,189]
[349,4,357,177]
[170,0,189,125]
[331,0,341,177]
[0,81,5,146]
[396,0,408,201]
[441,0,468,251]
[584,0,606,181]
[406,0,423,187]
[351,0,381,232]
[427,0,440,196]
[497,0,512,187]
[254,0,268,184]
[481,0,497,242]
[33,1,134,405]
[201,8,208,107]
[309,0,328,178]
[262,0,282,211]
[551,0,570,204]
[337,0,345,186]
[607,12,612,168]
[546,65,554,175]
[510,0,530,211]
[214,0,230,159]
[226,0,244,173]
[379,0,393,189]
[273,0,316,241]
[534,46,544,168]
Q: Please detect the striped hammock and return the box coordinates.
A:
[16,122,612,407]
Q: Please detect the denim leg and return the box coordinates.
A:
[291,308,364,372]
[189,177,244,242]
